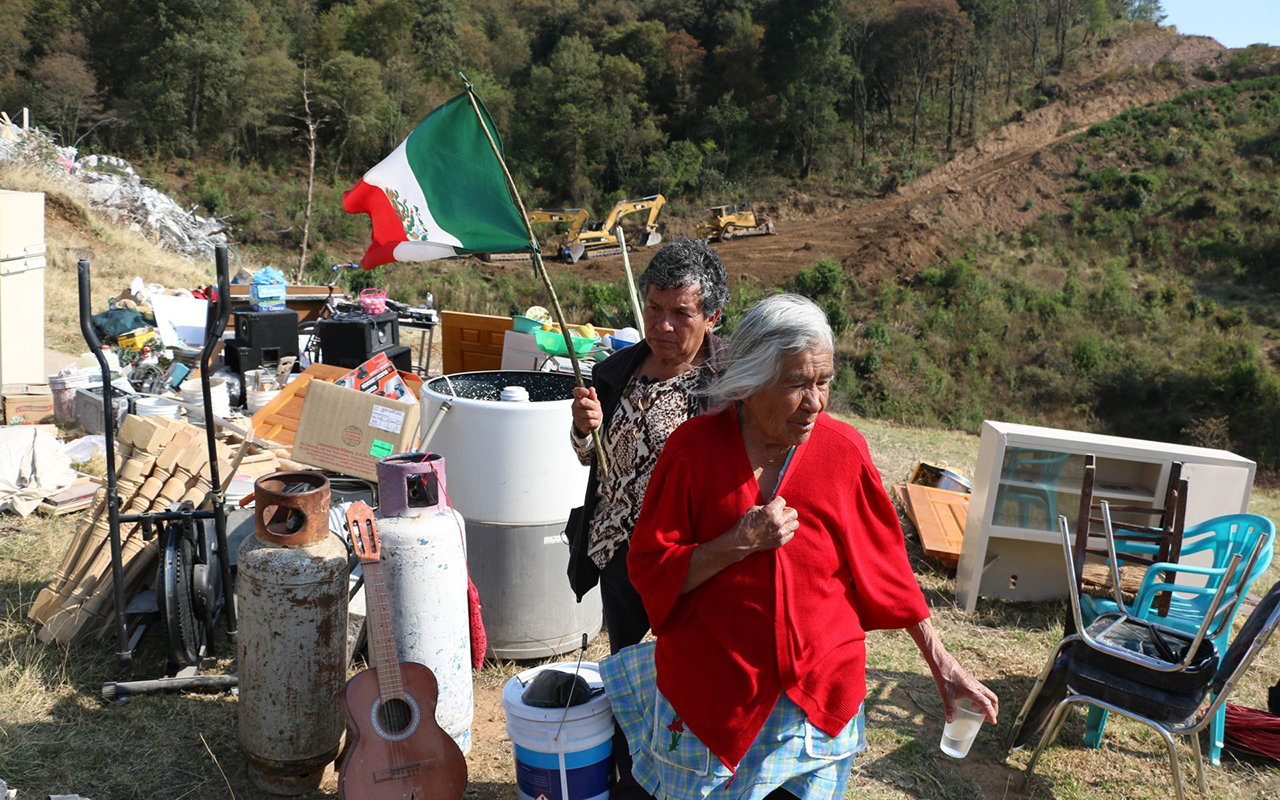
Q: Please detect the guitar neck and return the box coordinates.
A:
[361,559,405,701]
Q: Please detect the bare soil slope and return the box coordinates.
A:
[505,31,1228,290]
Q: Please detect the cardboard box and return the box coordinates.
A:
[3,384,55,425]
[291,379,420,481]
[334,352,412,401]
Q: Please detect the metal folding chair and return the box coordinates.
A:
[1007,507,1280,800]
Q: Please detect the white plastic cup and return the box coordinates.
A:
[940,698,985,758]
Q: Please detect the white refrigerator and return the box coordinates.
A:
[0,190,47,387]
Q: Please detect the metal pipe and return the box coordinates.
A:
[202,244,238,642]
[616,225,645,338]
[102,674,238,701]
[1100,502,1129,612]
[78,258,131,667]
[420,398,453,453]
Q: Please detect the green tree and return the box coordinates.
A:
[883,0,973,155]
[411,0,461,78]
[0,0,31,109]
[30,52,100,144]
[761,0,852,176]
[231,48,299,157]
[96,0,252,153]
[316,51,388,176]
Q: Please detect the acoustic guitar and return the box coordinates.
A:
[338,502,469,800]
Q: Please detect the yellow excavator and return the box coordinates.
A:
[481,208,590,262]
[565,194,665,263]
[695,203,776,241]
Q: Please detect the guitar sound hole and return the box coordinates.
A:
[379,698,414,734]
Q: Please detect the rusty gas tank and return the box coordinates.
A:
[237,471,348,795]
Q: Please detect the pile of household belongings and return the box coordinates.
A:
[28,414,281,645]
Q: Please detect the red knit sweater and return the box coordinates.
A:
[628,407,930,769]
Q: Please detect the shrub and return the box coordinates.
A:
[1193,65,1220,82]
[790,256,844,299]
[862,320,891,348]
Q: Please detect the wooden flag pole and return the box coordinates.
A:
[463,84,608,477]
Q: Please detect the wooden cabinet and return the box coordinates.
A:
[955,421,1255,612]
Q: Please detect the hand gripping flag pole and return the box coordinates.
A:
[461,76,608,478]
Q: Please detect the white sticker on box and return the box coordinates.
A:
[368,404,406,434]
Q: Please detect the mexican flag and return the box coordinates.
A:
[343,90,531,269]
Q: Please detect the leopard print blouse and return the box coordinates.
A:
[571,365,715,570]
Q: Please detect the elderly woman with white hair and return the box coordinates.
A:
[600,294,998,800]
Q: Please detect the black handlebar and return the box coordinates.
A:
[201,245,232,369]
[78,259,102,352]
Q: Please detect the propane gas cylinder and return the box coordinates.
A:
[374,452,474,754]
[238,471,348,795]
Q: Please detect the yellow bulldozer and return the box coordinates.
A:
[695,203,776,241]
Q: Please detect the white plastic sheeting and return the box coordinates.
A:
[0,427,76,516]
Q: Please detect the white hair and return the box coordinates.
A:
[709,294,835,406]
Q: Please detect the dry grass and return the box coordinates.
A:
[1,415,1279,799]
[0,163,214,354]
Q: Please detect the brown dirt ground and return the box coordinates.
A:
[473,31,1228,294]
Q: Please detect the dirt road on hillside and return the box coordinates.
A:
[481,32,1226,289]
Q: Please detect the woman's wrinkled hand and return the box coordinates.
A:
[730,495,799,555]
[934,653,999,724]
[571,386,602,436]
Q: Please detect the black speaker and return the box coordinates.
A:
[318,311,399,367]
[380,344,413,373]
[227,309,299,374]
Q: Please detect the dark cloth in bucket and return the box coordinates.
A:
[522,670,598,708]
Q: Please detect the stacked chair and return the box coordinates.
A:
[1007,505,1280,800]
[1068,455,1275,761]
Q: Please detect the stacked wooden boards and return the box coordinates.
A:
[28,415,280,645]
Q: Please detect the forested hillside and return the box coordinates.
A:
[3,0,1172,213]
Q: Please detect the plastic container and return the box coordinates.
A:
[359,288,388,315]
[134,396,181,419]
[503,662,613,800]
[534,328,595,357]
[512,315,543,334]
[249,283,287,311]
[181,378,231,424]
[610,327,640,349]
[48,369,98,424]
[76,349,121,373]
[940,698,985,758]
[247,388,280,415]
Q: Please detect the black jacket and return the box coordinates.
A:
[565,332,724,601]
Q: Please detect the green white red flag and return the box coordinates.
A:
[343,90,530,268]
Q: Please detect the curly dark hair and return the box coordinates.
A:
[636,238,730,317]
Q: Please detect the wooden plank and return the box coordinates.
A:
[904,484,969,567]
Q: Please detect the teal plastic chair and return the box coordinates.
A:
[1081,512,1275,764]
[998,449,1071,530]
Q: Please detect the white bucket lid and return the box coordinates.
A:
[502,662,610,724]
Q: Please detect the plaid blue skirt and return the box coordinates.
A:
[600,642,865,800]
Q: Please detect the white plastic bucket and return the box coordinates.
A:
[48,370,97,423]
[134,396,181,419]
[181,378,230,423]
[246,388,280,415]
[503,662,613,800]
